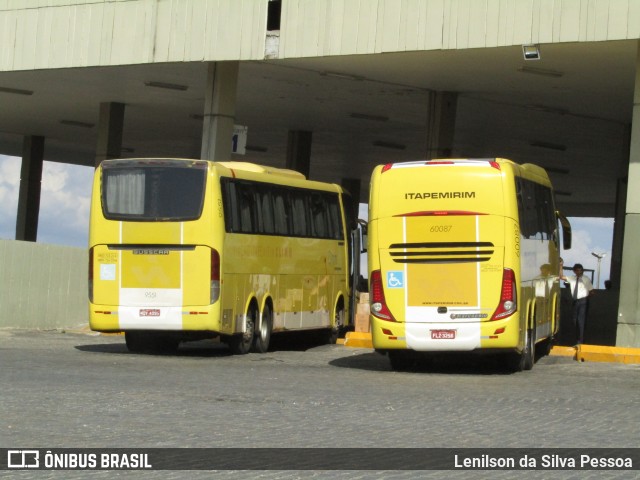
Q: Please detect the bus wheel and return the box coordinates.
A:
[507,325,535,372]
[523,324,535,370]
[329,306,345,344]
[388,351,416,372]
[252,304,272,353]
[228,310,255,355]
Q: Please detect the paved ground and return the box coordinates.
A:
[1,329,638,479]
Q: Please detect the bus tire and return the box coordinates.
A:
[228,308,256,355]
[252,304,272,353]
[329,303,345,344]
[508,324,535,372]
[523,324,535,370]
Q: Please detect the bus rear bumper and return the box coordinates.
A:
[89,303,224,333]
[371,316,520,351]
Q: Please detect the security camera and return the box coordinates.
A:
[522,45,541,61]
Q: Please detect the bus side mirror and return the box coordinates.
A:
[557,211,572,250]
[358,219,368,254]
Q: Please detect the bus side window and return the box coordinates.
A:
[310,193,328,238]
[222,179,241,233]
[238,184,256,233]
[290,191,308,237]
[273,189,289,235]
[259,187,275,235]
[326,194,343,240]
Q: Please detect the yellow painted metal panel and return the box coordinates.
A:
[121,250,181,289]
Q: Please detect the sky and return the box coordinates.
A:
[1,154,614,288]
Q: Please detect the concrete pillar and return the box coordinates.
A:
[201,61,239,161]
[95,102,125,167]
[425,91,457,160]
[15,135,45,242]
[617,41,640,348]
[286,130,312,178]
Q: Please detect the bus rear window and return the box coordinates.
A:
[101,160,207,221]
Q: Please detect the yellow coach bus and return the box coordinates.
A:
[89,159,354,354]
[367,158,571,371]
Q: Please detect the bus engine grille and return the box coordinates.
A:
[388,242,495,264]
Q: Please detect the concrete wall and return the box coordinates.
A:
[0,0,268,71]
[0,239,87,329]
[2,0,640,72]
[279,0,640,57]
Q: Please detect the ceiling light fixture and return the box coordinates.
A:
[373,140,406,150]
[350,113,389,122]
[245,145,268,153]
[518,66,564,78]
[0,86,34,95]
[529,104,569,115]
[144,81,188,91]
[320,71,364,81]
[530,141,566,151]
[542,166,570,175]
[60,120,95,128]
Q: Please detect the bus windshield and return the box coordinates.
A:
[101,159,207,221]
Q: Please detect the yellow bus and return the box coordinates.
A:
[367,158,571,371]
[89,158,354,354]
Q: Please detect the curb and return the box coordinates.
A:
[342,332,640,365]
[343,331,373,349]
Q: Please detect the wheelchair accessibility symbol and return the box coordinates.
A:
[387,271,404,288]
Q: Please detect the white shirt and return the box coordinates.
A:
[565,275,594,300]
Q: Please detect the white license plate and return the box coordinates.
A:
[430,329,456,340]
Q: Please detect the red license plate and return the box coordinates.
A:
[431,329,456,340]
[139,309,161,317]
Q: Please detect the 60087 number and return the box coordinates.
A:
[430,225,452,233]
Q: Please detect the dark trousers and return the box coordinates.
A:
[572,297,589,344]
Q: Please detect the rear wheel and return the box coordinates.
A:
[252,304,272,353]
[228,308,255,355]
[507,324,535,372]
[329,305,345,344]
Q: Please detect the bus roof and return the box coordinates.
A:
[215,161,306,180]
[380,158,551,184]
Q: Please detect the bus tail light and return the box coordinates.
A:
[491,268,517,320]
[210,249,220,304]
[370,270,396,321]
[88,247,94,303]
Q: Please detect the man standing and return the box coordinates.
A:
[563,263,594,345]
